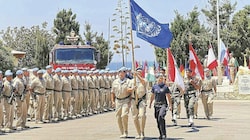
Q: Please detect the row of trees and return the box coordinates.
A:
[0,0,249,72]
[156,0,250,67]
[0,9,113,71]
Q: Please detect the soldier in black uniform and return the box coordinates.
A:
[149,73,172,139]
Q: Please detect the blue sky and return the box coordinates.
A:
[0,0,249,64]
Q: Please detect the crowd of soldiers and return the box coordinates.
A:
[0,65,117,133]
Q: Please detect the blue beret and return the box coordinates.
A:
[5,70,13,76]
[105,68,110,71]
[21,68,28,71]
[99,70,104,74]
[71,69,78,73]
[46,65,52,69]
[33,67,39,72]
[90,68,95,71]
[82,70,87,74]
[37,70,44,74]
[16,70,23,75]
[55,68,61,73]
[118,67,127,72]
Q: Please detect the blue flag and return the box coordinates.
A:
[130,0,173,48]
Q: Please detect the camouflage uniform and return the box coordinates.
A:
[170,83,182,125]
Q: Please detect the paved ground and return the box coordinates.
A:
[1,100,250,140]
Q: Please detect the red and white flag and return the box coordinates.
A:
[207,44,218,70]
[189,43,204,79]
[167,48,185,91]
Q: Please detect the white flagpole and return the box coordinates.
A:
[128,0,137,103]
[217,0,222,84]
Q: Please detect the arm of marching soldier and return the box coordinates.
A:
[110,80,116,108]
[149,86,155,109]
[212,78,217,96]
[190,77,201,90]
[166,87,172,111]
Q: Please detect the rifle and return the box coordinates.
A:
[8,87,16,105]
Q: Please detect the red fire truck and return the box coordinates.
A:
[49,44,97,70]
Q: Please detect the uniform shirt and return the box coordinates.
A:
[30,77,46,94]
[2,80,13,97]
[87,76,95,89]
[13,77,25,95]
[151,83,170,105]
[111,78,132,99]
[23,76,30,91]
[99,75,106,89]
[104,75,111,89]
[77,75,83,90]
[43,72,54,90]
[201,76,216,91]
[92,75,100,89]
[185,76,199,92]
[70,75,78,90]
[62,76,72,92]
[82,76,89,90]
[53,74,63,91]
[132,78,147,99]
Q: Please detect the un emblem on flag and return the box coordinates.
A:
[136,13,161,37]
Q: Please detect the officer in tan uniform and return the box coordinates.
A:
[131,67,148,139]
[43,65,54,123]
[70,69,79,118]
[22,68,31,121]
[28,67,39,121]
[2,70,15,132]
[30,69,46,124]
[61,70,72,120]
[92,70,100,114]
[77,70,84,117]
[201,68,217,119]
[87,70,95,115]
[13,70,29,130]
[82,70,89,116]
[111,67,134,138]
[98,70,106,113]
[104,70,111,111]
[53,68,63,121]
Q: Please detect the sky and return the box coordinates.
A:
[0,0,249,64]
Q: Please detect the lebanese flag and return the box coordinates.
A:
[135,61,139,68]
[189,43,204,79]
[167,48,185,91]
[142,61,148,78]
[207,44,218,70]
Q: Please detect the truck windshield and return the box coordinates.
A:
[55,48,95,64]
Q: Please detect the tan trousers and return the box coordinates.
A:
[99,88,106,112]
[71,90,79,116]
[88,89,95,113]
[94,89,100,112]
[131,99,146,136]
[115,99,130,135]
[16,99,27,127]
[25,91,30,115]
[78,90,83,115]
[3,98,14,129]
[44,91,54,121]
[83,90,89,114]
[35,95,45,122]
[63,92,71,117]
[53,91,62,119]
[201,92,214,118]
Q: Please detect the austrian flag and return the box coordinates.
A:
[207,44,218,70]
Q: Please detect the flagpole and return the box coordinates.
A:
[128,0,138,104]
[217,0,222,85]
[165,48,169,84]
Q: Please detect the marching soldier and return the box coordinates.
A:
[30,70,46,124]
[184,69,201,127]
[201,68,217,120]
[53,68,63,121]
[77,70,84,117]
[61,70,72,120]
[131,67,147,139]
[69,69,79,118]
[2,70,15,132]
[82,70,89,116]
[43,65,54,123]
[13,70,29,130]
[170,82,184,126]
[111,67,134,138]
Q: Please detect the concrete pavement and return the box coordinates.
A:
[1,100,250,140]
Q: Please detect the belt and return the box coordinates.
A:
[89,87,95,89]
[72,89,78,90]
[188,90,196,94]
[54,89,62,92]
[34,92,44,96]
[62,90,72,92]
[3,95,11,98]
[83,89,88,90]
[46,88,54,90]
[202,89,212,93]
[116,95,131,100]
